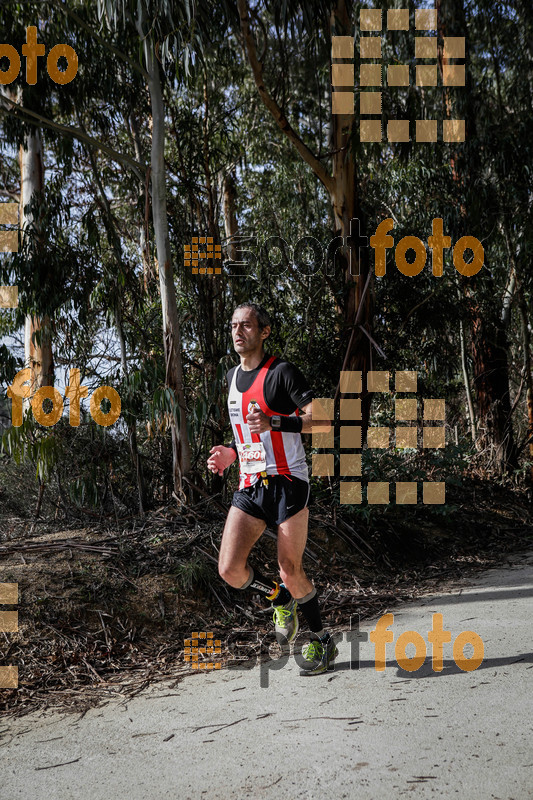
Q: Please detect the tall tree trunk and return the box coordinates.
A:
[137,8,191,499]
[469,299,516,472]
[199,74,220,377]
[19,130,53,390]
[501,225,533,484]
[238,0,373,432]
[439,0,516,472]
[82,130,149,512]
[488,10,532,482]
[517,287,533,485]
[329,0,372,432]
[222,170,239,263]
[130,114,152,293]
[459,318,476,442]
[116,306,148,513]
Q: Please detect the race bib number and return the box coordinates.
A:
[237,442,267,474]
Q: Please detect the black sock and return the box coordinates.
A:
[296,587,325,633]
[238,566,291,606]
[271,583,292,606]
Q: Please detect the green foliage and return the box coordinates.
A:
[1,414,59,483]
[0,0,532,515]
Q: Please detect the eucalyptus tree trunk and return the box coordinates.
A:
[459,318,476,443]
[238,0,373,431]
[222,171,238,263]
[329,0,372,434]
[438,0,516,473]
[116,306,148,513]
[198,74,221,380]
[19,129,54,391]
[517,288,533,484]
[130,114,152,293]
[136,8,191,499]
[501,229,533,484]
[84,135,149,514]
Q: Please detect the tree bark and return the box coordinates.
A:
[501,223,533,483]
[137,7,191,499]
[198,74,221,378]
[238,0,373,431]
[81,126,148,513]
[19,129,54,390]
[329,0,372,432]
[223,171,239,263]
[130,113,153,293]
[488,9,532,482]
[459,318,476,442]
[517,287,533,483]
[438,0,516,473]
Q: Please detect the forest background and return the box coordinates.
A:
[0,0,532,712]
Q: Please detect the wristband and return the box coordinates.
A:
[228,440,238,454]
[270,415,303,433]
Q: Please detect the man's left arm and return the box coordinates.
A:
[248,400,332,434]
[282,363,331,434]
[299,401,332,434]
[247,363,331,435]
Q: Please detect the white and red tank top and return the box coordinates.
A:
[228,355,309,490]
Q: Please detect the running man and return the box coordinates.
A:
[207,302,337,675]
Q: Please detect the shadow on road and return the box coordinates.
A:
[330,653,533,677]
[417,586,533,606]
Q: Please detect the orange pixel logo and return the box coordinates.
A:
[332,7,466,143]
[0,203,19,309]
[185,237,222,276]
[312,370,446,504]
[0,583,19,689]
[184,631,222,670]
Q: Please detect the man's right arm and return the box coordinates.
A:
[207,370,239,475]
[207,443,237,475]
[225,369,238,460]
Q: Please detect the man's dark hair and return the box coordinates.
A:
[233,303,272,333]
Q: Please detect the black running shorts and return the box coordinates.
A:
[231,475,310,528]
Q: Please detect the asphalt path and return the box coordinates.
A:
[1,552,532,799]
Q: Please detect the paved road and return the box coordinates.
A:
[2,553,532,799]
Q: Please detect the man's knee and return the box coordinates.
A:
[218,560,248,588]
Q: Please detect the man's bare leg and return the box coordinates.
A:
[276,506,313,598]
[277,505,337,674]
[218,506,266,588]
[218,505,294,610]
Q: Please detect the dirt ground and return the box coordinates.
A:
[1,477,531,718]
